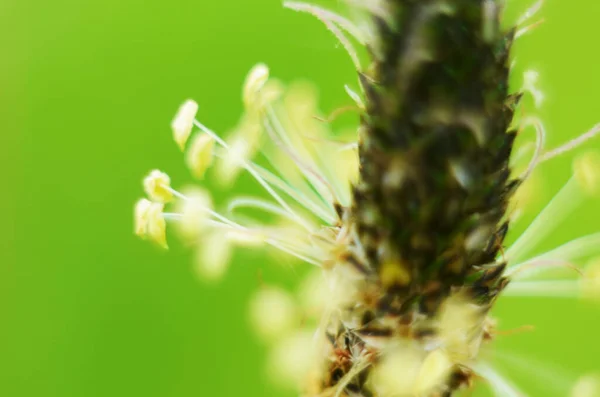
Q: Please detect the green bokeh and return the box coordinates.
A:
[4,1,600,396]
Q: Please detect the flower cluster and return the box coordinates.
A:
[133,1,600,396]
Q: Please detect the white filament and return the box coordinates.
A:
[503,280,579,298]
[475,362,529,397]
[506,177,583,264]
[193,119,313,231]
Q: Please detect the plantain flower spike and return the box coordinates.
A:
[133,0,600,395]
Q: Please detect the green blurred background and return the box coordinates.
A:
[3,0,600,396]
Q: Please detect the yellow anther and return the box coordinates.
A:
[134,199,168,248]
[574,151,600,197]
[186,133,215,179]
[134,198,152,238]
[171,99,198,150]
[143,169,173,203]
[249,286,297,341]
[243,63,270,109]
[146,202,168,249]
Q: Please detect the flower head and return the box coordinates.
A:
[133,1,600,396]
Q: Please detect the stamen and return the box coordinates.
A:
[143,170,174,203]
[507,258,583,280]
[344,84,365,109]
[508,152,600,264]
[502,280,580,298]
[313,105,361,123]
[186,133,215,179]
[522,71,544,109]
[146,202,168,249]
[163,212,231,230]
[309,136,356,206]
[134,198,152,238]
[166,204,321,266]
[227,197,305,224]
[516,18,545,39]
[171,99,198,150]
[173,188,213,238]
[283,2,366,44]
[516,0,544,26]
[515,0,545,39]
[265,107,341,205]
[193,119,314,231]
[164,186,242,229]
[297,133,354,147]
[517,116,546,181]
[161,212,182,221]
[540,123,600,163]
[225,228,269,247]
[265,238,322,266]
[253,164,337,223]
[343,0,390,22]
[284,2,362,69]
[257,123,337,220]
[511,142,536,166]
[510,232,600,275]
[493,350,573,393]
[243,64,270,110]
[506,177,582,264]
[474,362,529,397]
